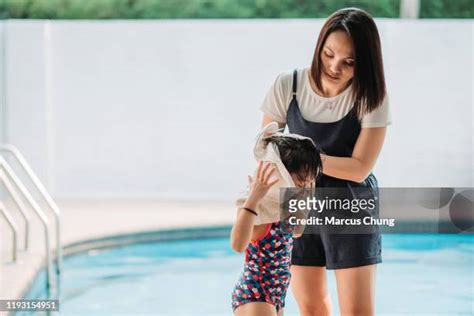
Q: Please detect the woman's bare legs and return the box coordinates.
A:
[234,302,277,316]
[291,266,332,316]
[334,264,377,316]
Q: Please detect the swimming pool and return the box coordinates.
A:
[20,232,473,315]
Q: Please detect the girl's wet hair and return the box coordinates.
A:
[263,135,323,184]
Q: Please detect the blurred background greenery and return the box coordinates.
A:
[0,0,472,19]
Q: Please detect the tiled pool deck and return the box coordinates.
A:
[0,200,235,311]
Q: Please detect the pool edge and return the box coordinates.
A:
[16,224,233,305]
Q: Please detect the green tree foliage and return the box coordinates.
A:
[0,0,472,19]
[420,0,473,18]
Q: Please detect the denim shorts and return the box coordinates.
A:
[291,232,382,269]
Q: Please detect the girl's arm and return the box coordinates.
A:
[230,161,278,253]
[230,197,259,252]
[321,127,387,182]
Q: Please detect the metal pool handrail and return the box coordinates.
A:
[0,156,54,296]
[0,144,62,277]
[0,201,19,262]
[0,171,31,250]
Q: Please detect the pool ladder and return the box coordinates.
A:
[0,144,62,298]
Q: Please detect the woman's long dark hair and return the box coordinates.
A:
[311,7,386,118]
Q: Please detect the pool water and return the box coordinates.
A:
[22,234,473,315]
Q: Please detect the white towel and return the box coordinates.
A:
[235,122,314,225]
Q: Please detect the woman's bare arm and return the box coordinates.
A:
[261,114,386,182]
[321,127,387,182]
[262,113,286,129]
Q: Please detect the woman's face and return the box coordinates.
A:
[320,30,355,91]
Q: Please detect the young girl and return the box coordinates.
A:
[230,134,323,316]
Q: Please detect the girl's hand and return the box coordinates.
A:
[247,161,279,203]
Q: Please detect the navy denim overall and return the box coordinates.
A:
[287,69,382,269]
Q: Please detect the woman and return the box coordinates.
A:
[259,8,391,316]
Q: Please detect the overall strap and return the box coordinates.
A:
[292,69,297,100]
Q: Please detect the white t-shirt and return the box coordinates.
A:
[260,68,392,128]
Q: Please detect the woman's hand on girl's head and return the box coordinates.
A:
[247,161,279,204]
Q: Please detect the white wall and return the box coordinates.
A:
[0,22,5,143]
[1,19,472,200]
